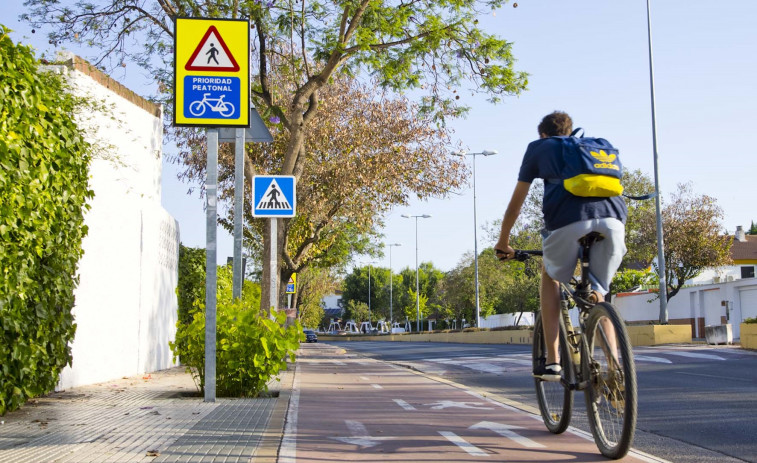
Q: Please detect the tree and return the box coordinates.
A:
[620,169,657,269]
[749,221,757,235]
[293,267,339,329]
[390,262,444,327]
[649,183,732,301]
[343,299,369,325]
[341,264,392,322]
[24,0,528,313]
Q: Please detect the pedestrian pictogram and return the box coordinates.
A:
[173,17,249,127]
[252,176,296,217]
[185,25,240,72]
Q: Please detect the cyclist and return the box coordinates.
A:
[494,111,627,381]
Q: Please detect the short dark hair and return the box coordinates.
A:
[538,111,573,137]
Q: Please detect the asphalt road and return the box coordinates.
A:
[325,341,757,463]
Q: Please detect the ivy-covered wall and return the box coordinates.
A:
[0,27,94,415]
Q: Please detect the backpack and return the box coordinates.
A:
[549,128,624,197]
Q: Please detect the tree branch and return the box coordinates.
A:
[342,0,372,45]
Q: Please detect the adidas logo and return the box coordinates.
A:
[590,150,617,163]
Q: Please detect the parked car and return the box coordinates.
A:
[303,329,318,343]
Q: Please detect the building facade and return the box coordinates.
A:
[48,54,180,389]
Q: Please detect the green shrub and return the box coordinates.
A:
[0,27,93,415]
[170,255,301,397]
[743,317,757,325]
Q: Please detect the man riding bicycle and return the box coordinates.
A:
[494,111,627,381]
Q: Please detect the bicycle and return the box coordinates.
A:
[188,93,235,117]
[511,231,638,459]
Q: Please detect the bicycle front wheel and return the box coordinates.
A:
[533,311,573,434]
[189,100,206,116]
[583,302,638,459]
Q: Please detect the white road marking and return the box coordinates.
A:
[278,363,301,463]
[371,384,383,389]
[424,400,493,410]
[470,421,545,448]
[634,355,673,364]
[330,360,347,365]
[330,420,396,448]
[392,399,416,411]
[360,376,370,381]
[439,431,489,456]
[663,351,725,361]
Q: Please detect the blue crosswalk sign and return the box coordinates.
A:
[253,176,296,217]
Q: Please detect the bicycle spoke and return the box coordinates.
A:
[533,313,573,434]
[584,302,637,459]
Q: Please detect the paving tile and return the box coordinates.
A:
[0,367,284,463]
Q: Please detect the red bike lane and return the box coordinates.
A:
[278,344,668,463]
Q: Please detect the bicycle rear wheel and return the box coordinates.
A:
[533,311,573,434]
[583,302,638,459]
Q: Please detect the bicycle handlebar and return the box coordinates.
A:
[512,249,543,262]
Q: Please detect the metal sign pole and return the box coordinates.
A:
[646,0,668,323]
[204,128,219,403]
[269,218,278,314]
[232,128,245,299]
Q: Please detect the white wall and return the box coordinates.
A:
[614,278,757,339]
[480,312,535,329]
[49,54,180,389]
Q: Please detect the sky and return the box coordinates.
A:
[6,0,757,274]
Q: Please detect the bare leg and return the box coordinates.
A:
[540,266,561,364]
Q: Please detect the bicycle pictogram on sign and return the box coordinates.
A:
[188,93,235,117]
[183,75,240,119]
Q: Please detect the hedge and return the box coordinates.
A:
[0,26,93,414]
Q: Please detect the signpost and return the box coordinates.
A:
[253,176,297,316]
[174,17,251,403]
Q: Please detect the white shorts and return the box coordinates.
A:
[541,218,626,295]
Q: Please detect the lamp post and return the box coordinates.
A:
[645,0,668,323]
[387,243,401,325]
[367,262,376,323]
[453,149,498,328]
[401,214,431,332]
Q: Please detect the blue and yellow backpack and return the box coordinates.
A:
[550,128,624,197]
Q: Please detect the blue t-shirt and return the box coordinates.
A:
[518,137,627,231]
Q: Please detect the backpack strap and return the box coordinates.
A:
[622,191,657,200]
[570,127,584,138]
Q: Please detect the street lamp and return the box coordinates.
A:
[401,214,431,332]
[367,262,376,322]
[453,149,498,328]
[387,243,401,325]
[645,0,668,323]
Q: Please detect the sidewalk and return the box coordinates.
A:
[0,366,291,463]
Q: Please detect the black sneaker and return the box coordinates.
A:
[533,363,562,381]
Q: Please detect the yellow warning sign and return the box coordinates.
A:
[174,17,249,127]
[286,273,297,294]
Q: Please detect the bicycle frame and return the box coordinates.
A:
[519,231,606,392]
[200,93,226,109]
[516,231,637,458]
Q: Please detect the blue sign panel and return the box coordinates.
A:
[253,176,296,217]
[183,75,241,119]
